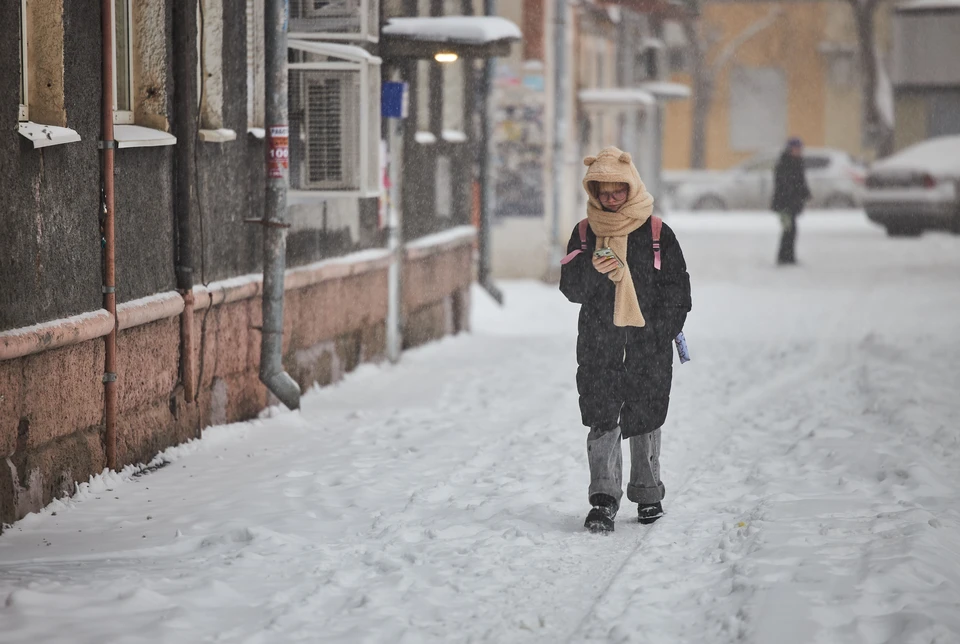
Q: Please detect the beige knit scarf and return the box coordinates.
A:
[582,147,655,327]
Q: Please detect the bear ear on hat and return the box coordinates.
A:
[619,151,632,164]
[583,156,597,166]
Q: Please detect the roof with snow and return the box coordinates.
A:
[381,16,521,59]
[383,16,521,44]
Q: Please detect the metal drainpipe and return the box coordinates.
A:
[100,0,118,470]
[259,0,300,410]
[549,0,568,274]
[172,0,198,403]
[477,0,503,304]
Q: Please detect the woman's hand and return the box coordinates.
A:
[592,256,620,274]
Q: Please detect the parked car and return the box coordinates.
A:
[864,135,960,237]
[671,148,866,211]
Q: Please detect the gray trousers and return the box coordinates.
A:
[587,426,664,511]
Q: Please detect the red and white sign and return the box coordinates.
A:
[267,125,289,179]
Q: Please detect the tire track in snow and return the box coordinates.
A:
[564,336,845,644]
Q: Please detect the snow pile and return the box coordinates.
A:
[1,213,959,643]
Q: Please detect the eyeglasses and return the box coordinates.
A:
[598,187,628,200]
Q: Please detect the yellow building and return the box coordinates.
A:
[662,0,892,170]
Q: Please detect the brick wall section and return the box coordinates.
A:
[0,242,473,527]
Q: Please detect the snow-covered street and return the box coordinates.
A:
[2,212,959,644]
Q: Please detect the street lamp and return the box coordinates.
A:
[434,51,458,63]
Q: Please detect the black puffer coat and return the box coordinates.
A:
[560,218,692,438]
[771,152,811,215]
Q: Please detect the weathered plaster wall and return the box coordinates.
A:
[1,242,473,527]
[0,0,102,332]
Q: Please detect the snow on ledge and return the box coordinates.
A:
[383,16,521,44]
[17,122,81,149]
[579,88,657,107]
[639,81,691,100]
[0,309,113,361]
[115,125,177,149]
[405,225,477,260]
[443,130,468,143]
[896,0,960,11]
[199,128,237,143]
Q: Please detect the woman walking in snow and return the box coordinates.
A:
[559,147,692,533]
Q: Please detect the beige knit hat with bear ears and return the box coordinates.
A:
[582,147,650,213]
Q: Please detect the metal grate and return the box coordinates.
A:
[292,70,360,190]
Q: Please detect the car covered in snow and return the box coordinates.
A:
[669,147,866,211]
[864,135,960,237]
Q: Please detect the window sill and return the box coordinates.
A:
[115,124,177,149]
[199,128,237,143]
[18,122,82,149]
[248,127,265,139]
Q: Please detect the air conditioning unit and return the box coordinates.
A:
[290,0,379,43]
[288,40,381,199]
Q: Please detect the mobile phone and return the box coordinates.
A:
[593,247,623,268]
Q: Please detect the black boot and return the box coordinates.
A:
[585,494,618,533]
[637,502,664,525]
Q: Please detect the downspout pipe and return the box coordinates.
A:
[172,0,198,403]
[477,0,503,305]
[100,0,118,470]
[260,0,301,410]
[549,0,568,274]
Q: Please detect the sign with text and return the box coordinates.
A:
[267,125,289,179]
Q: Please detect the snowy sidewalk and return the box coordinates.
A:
[2,213,960,644]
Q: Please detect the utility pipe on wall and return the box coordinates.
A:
[477,0,503,304]
[172,0,198,403]
[259,0,301,410]
[386,99,404,364]
[100,0,118,470]
[549,0,568,274]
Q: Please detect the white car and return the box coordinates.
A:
[864,136,960,237]
[671,148,866,211]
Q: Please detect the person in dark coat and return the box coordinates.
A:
[559,146,692,533]
[771,137,812,265]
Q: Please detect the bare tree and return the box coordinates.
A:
[845,0,894,157]
[681,4,784,168]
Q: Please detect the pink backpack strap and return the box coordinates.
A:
[560,219,590,265]
[651,215,662,271]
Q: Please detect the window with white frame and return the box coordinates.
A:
[15,0,82,147]
[246,0,265,129]
[287,41,381,196]
[197,0,231,138]
[729,66,786,152]
[113,0,135,124]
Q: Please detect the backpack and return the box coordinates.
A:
[559,215,689,364]
[560,216,663,269]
